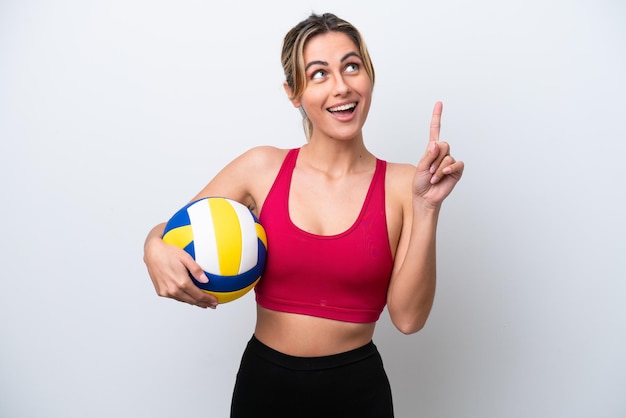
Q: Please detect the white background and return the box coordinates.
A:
[1,0,625,417]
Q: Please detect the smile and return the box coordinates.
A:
[327,102,357,113]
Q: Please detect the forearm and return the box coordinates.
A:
[387,201,440,334]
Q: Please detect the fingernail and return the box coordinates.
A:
[429,164,436,174]
[430,175,438,184]
[198,273,209,283]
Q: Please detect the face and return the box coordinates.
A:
[287,32,373,142]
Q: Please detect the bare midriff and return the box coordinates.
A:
[254,305,376,357]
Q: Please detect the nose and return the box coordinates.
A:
[333,74,350,96]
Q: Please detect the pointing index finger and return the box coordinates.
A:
[430,101,443,143]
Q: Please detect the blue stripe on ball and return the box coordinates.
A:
[191,237,267,292]
[165,203,192,230]
[184,241,195,260]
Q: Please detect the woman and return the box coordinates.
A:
[144,12,463,418]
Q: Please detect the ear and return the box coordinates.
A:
[283,81,301,108]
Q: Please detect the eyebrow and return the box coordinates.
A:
[304,52,363,72]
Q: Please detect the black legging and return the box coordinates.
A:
[231,335,394,418]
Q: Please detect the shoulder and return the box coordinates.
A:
[384,161,416,177]
[219,145,293,194]
[224,146,292,214]
[384,161,416,199]
[235,146,291,171]
[191,146,293,212]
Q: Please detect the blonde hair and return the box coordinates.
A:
[281,13,376,138]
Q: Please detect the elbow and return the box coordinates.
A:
[391,315,427,335]
[387,297,434,335]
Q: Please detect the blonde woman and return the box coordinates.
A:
[144,12,464,417]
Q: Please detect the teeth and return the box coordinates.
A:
[328,103,356,112]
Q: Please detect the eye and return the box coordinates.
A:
[311,69,326,80]
[344,63,359,73]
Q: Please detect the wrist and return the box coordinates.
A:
[413,196,442,217]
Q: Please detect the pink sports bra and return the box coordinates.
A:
[255,148,393,323]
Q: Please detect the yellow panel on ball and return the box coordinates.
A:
[203,278,261,304]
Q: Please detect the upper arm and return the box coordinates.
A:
[385,162,417,276]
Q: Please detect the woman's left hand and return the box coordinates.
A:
[413,101,464,208]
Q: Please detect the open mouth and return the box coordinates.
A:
[327,102,357,115]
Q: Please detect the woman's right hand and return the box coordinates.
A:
[143,224,219,309]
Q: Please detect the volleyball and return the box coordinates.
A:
[162,197,267,303]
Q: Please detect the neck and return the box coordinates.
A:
[298,139,374,177]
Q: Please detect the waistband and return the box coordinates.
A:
[246,335,379,371]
